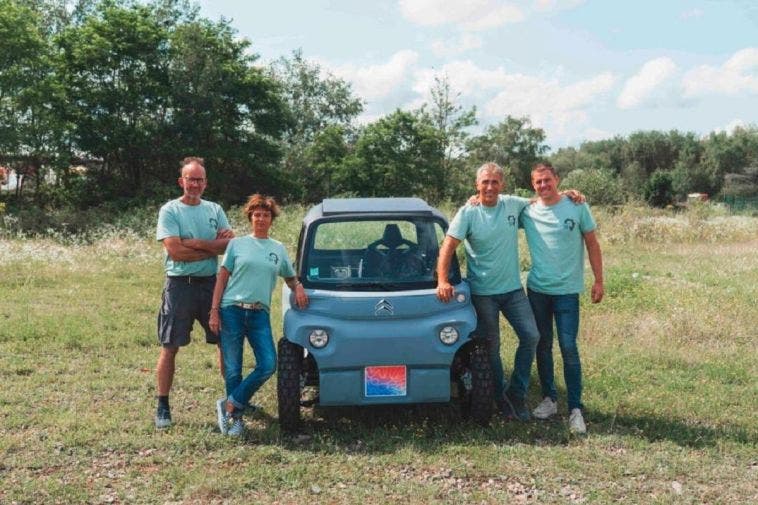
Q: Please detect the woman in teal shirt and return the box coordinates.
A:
[209,194,308,437]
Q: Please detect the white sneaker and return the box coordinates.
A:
[569,408,586,434]
[532,397,558,419]
[216,398,228,435]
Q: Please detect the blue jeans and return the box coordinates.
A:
[527,289,583,411]
[219,306,277,411]
[471,288,540,405]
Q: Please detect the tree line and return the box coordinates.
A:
[1,0,756,211]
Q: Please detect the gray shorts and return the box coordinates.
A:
[157,276,218,346]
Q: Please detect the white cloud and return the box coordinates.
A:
[327,50,420,101]
[713,119,747,134]
[398,0,585,30]
[680,8,704,20]
[579,127,613,142]
[534,0,586,13]
[398,0,524,31]
[617,57,678,109]
[412,60,511,96]
[463,71,613,132]
[410,61,615,138]
[431,33,483,57]
[682,47,758,98]
[484,72,615,135]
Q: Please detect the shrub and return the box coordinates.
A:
[561,169,625,206]
[644,170,674,208]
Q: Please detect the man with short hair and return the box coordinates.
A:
[520,162,604,434]
[436,162,540,420]
[154,157,234,429]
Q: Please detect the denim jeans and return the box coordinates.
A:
[527,289,583,411]
[471,288,540,405]
[219,305,277,410]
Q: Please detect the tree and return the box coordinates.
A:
[57,1,172,191]
[301,125,350,202]
[166,18,287,203]
[465,116,548,190]
[644,170,674,207]
[269,50,363,200]
[52,1,287,205]
[336,110,445,201]
[415,74,477,199]
[622,130,680,175]
[0,0,68,200]
[579,136,626,174]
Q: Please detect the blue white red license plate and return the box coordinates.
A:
[364,365,407,397]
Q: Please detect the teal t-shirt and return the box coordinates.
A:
[156,198,230,276]
[447,195,530,295]
[220,236,296,311]
[520,196,597,295]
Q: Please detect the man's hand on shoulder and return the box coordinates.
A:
[560,189,586,204]
[467,194,480,206]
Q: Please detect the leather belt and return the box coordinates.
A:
[235,302,264,311]
[168,275,216,284]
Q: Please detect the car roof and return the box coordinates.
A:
[303,197,446,226]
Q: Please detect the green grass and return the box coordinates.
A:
[1,204,756,503]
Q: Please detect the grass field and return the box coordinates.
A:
[1,204,756,504]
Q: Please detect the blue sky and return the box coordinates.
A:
[196,0,758,150]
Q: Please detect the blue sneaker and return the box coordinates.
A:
[216,398,228,434]
[227,415,244,437]
[155,405,172,429]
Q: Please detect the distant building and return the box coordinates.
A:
[0,167,21,192]
[687,193,709,202]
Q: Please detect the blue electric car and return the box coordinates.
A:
[278,198,493,430]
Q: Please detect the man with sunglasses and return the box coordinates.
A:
[153,156,234,429]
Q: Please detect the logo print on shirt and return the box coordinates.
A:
[209,217,218,229]
[268,252,279,265]
[507,215,516,226]
[563,218,576,231]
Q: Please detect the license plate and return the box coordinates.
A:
[364,365,407,397]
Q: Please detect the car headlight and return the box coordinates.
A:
[439,326,459,345]
[308,329,329,348]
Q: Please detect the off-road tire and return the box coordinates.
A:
[468,340,494,425]
[277,338,303,432]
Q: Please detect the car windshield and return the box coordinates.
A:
[302,217,461,291]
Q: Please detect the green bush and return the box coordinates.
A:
[561,168,625,205]
[644,170,675,208]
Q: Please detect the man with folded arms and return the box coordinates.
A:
[153,156,234,429]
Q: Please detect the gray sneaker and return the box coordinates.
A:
[155,405,172,429]
[569,408,587,435]
[216,398,228,435]
[227,415,244,437]
[532,397,558,420]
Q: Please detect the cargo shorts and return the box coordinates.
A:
[157,275,218,346]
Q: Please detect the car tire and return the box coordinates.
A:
[468,340,494,426]
[277,338,303,432]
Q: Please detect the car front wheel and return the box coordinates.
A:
[467,340,494,425]
[277,338,303,432]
